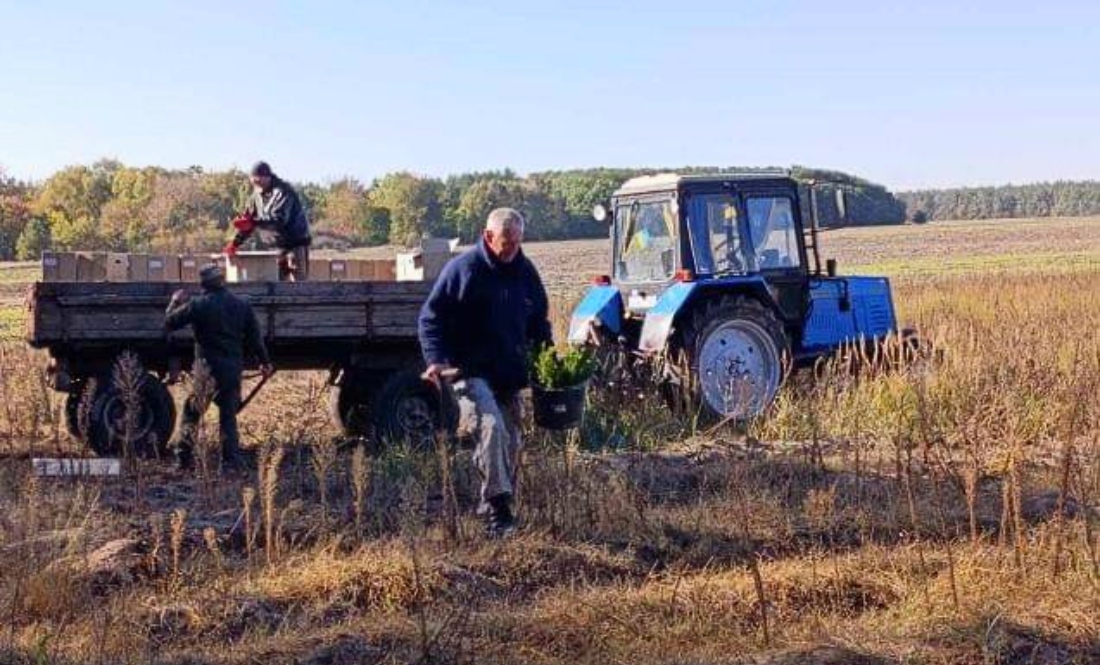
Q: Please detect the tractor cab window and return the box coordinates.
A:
[614,198,676,282]
[687,193,746,275]
[746,196,800,270]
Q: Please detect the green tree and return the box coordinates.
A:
[896,180,1100,222]
[298,182,327,228]
[0,195,32,260]
[368,172,444,246]
[101,166,163,249]
[455,178,525,241]
[439,170,515,235]
[317,178,370,240]
[455,177,569,241]
[199,169,249,223]
[360,206,391,245]
[534,169,621,224]
[143,171,229,252]
[34,162,117,249]
[16,217,51,260]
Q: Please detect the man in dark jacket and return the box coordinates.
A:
[226,161,312,281]
[419,207,553,537]
[166,264,274,471]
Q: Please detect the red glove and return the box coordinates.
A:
[232,213,255,232]
[223,241,239,258]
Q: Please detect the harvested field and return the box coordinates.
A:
[0,217,1099,664]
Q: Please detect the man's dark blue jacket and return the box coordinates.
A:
[418,239,553,393]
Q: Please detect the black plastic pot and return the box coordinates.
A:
[531,381,588,430]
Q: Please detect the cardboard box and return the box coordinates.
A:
[397,238,458,281]
[314,257,394,282]
[147,255,180,282]
[329,258,354,281]
[127,254,150,282]
[105,253,130,282]
[395,252,423,281]
[76,252,106,282]
[165,256,183,282]
[41,251,78,282]
[309,258,332,281]
[226,251,280,283]
[179,255,202,282]
[365,258,396,281]
[126,254,179,282]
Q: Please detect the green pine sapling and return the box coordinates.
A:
[531,344,598,390]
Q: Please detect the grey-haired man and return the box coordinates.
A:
[166,264,274,471]
[418,208,553,537]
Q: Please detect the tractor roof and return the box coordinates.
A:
[615,170,795,196]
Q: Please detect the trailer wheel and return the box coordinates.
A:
[673,296,789,424]
[329,369,376,438]
[371,369,444,449]
[86,374,176,458]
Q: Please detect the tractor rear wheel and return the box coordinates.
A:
[672,296,788,424]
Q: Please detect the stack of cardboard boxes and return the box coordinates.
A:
[39,251,426,284]
[42,252,217,282]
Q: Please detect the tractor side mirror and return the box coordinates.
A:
[592,203,610,223]
[826,258,838,277]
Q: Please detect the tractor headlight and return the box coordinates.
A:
[592,204,609,223]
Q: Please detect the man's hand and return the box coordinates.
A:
[422,362,453,388]
[260,363,275,379]
[232,213,255,232]
[223,241,239,258]
[168,289,190,309]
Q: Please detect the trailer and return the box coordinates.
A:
[25,280,440,456]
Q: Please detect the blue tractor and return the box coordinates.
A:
[567,171,902,422]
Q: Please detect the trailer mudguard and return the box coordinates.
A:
[567,285,624,345]
[638,276,773,353]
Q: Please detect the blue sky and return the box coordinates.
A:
[1,1,1097,190]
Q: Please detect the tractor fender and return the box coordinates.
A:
[638,276,775,353]
[568,285,623,345]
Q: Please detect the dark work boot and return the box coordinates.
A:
[221,441,250,475]
[486,493,516,539]
[172,443,194,473]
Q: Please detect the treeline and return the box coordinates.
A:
[0,160,910,260]
[897,181,1100,222]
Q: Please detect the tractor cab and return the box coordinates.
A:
[570,171,901,421]
[605,173,811,322]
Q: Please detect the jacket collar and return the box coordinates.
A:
[477,237,524,274]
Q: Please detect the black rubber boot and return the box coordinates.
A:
[486,493,516,539]
[220,441,249,475]
[173,443,194,473]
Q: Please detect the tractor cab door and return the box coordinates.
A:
[685,182,809,324]
[685,190,749,277]
[740,191,810,323]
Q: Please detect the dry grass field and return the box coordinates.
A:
[0,217,1098,664]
